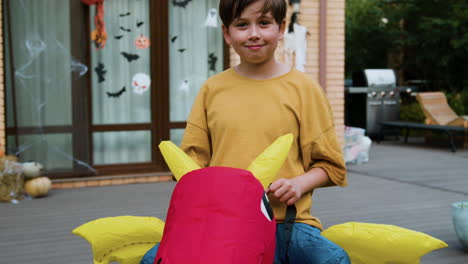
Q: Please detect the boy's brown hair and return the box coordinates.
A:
[219,0,287,27]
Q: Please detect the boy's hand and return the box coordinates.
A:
[267,178,302,206]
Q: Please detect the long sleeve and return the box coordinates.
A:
[299,80,347,187]
[180,84,211,168]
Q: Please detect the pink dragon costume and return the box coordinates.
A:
[73,134,293,264]
[72,133,447,264]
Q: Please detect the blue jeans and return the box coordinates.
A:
[275,223,350,264]
[140,224,350,264]
[140,244,159,264]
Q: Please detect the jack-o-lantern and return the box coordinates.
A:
[24,177,52,198]
[135,34,150,49]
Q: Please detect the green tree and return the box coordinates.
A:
[346,0,468,96]
[345,0,401,78]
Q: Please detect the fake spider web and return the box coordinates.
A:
[5,0,96,174]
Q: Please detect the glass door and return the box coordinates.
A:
[89,0,166,173]
[4,0,224,177]
[4,0,79,175]
[168,0,224,145]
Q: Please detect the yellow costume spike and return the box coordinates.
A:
[247,133,294,189]
[159,141,201,181]
[72,216,165,264]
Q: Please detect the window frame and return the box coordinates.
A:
[4,0,229,178]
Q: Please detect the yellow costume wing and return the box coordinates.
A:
[322,222,448,264]
[72,216,165,264]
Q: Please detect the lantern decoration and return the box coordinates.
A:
[82,0,107,49]
[134,34,151,49]
[24,177,52,198]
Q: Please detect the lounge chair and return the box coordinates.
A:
[416,91,468,149]
[416,92,468,127]
[378,92,467,152]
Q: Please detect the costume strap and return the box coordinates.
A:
[284,204,297,263]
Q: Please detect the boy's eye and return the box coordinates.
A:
[235,22,248,28]
[260,20,271,26]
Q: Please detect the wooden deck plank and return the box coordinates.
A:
[1,140,468,263]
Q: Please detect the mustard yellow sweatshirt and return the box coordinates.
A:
[181,68,347,230]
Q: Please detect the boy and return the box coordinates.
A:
[181,0,350,263]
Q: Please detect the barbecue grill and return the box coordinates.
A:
[345,69,413,137]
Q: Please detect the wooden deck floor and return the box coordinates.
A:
[1,138,468,263]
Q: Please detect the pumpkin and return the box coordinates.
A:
[135,34,150,49]
[24,177,52,198]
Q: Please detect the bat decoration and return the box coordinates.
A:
[171,36,178,43]
[121,52,140,62]
[114,35,124,40]
[94,62,107,83]
[137,21,144,27]
[119,12,131,17]
[172,0,193,8]
[208,53,218,71]
[120,26,132,32]
[178,48,186,53]
[106,87,126,98]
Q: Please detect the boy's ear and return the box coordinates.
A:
[222,24,232,45]
[279,19,286,39]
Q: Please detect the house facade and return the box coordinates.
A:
[0,0,345,181]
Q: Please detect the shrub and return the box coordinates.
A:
[400,102,425,123]
[446,92,465,115]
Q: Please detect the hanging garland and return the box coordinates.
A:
[82,0,107,49]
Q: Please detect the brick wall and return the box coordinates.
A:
[229,0,345,143]
[325,0,346,143]
[0,0,5,153]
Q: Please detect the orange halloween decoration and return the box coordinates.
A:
[82,0,107,49]
[135,34,151,49]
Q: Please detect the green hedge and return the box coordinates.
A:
[400,102,425,123]
[446,90,468,116]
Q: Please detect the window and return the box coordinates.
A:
[4,0,224,177]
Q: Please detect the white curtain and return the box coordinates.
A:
[5,0,225,167]
[5,0,76,171]
[169,0,224,122]
[91,0,151,125]
[91,0,152,165]
[169,0,224,145]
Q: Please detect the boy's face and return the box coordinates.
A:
[222,0,285,67]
